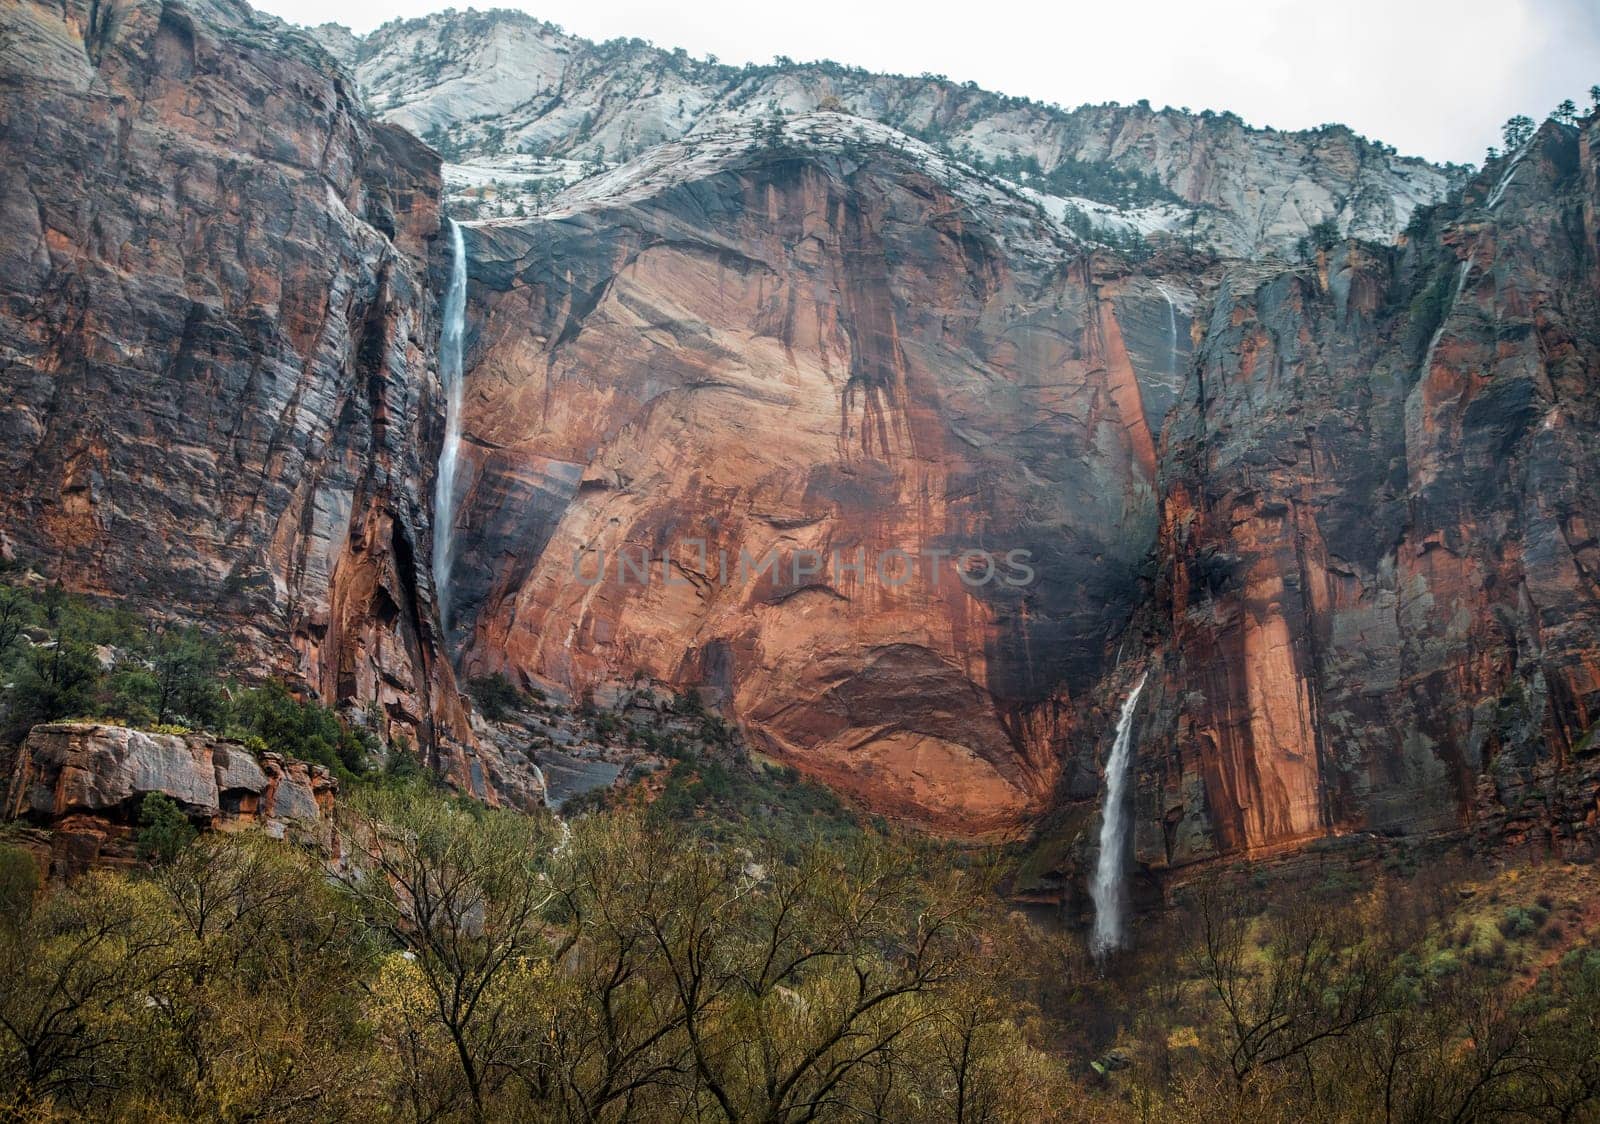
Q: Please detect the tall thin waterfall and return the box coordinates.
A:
[432,219,468,634]
[1090,671,1148,959]
[1155,283,1179,377]
[1419,253,1475,377]
[1486,144,1530,209]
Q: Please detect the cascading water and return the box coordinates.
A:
[1090,671,1148,959]
[1419,253,1476,376]
[1486,144,1530,209]
[1155,283,1179,378]
[432,219,468,635]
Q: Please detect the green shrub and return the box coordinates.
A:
[228,681,372,777]
[1426,950,1461,979]
[0,585,37,659]
[468,673,527,721]
[381,736,424,787]
[135,793,196,865]
[4,641,103,739]
[0,844,40,924]
[1500,907,1539,939]
[144,628,227,727]
[0,584,232,743]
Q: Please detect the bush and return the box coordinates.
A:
[468,673,527,721]
[228,681,372,777]
[0,844,40,924]
[4,642,103,740]
[669,690,704,717]
[1308,216,1341,249]
[0,584,233,743]
[1499,907,1539,939]
[135,793,196,865]
[145,628,227,727]
[381,736,424,786]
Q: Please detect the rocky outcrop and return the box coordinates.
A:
[0,0,474,776]
[6,722,338,875]
[1114,116,1600,870]
[322,8,1460,256]
[441,116,1192,833]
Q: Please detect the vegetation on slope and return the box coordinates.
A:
[0,790,1068,1121]
[4,783,1600,1121]
[0,576,379,780]
[4,576,1600,1121]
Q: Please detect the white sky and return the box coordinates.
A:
[257,0,1600,165]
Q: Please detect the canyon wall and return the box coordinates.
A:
[0,0,1593,867]
[443,117,1191,832]
[441,111,1600,851]
[1122,117,1600,870]
[0,0,476,780]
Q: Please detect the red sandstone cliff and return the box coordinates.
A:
[1115,117,1600,872]
[0,0,1595,870]
[0,0,477,783]
[439,110,1600,853]
[7,722,339,876]
[441,117,1193,833]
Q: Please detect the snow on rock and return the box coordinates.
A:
[483,112,1092,264]
[310,9,1467,259]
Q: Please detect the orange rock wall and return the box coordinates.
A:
[450,154,1189,832]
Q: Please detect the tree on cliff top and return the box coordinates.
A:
[1502,115,1536,150]
[4,641,102,741]
[0,586,31,660]
[227,680,375,777]
[761,108,785,149]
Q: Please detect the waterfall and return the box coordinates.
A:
[1420,253,1476,376]
[1486,144,1530,210]
[1155,283,1179,377]
[1090,671,1148,959]
[432,219,468,635]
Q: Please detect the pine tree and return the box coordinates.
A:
[761,109,785,150]
[1502,115,1536,150]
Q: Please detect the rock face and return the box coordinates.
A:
[0,0,1593,870]
[443,116,1191,832]
[1118,117,1600,869]
[6,722,338,874]
[441,108,1600,849]
[320,8,1461,257]
[0,0,471,772]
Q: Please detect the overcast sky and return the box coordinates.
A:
[256,0,1599,165]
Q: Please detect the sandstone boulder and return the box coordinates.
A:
[4,723,339,875]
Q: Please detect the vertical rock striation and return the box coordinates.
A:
[1130,117,1600,866]
[445,119,1189,832]
[0,0,471,772]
